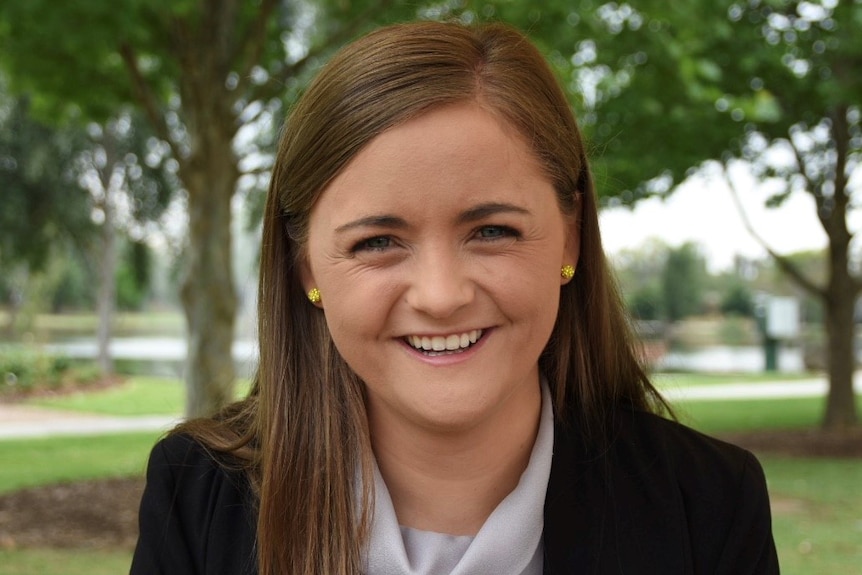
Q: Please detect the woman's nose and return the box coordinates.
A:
[405,250,474,319]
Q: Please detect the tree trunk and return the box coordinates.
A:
[96,191,117,377]
[822,239,859,429]
[166,3,243,418]
[179,152,238,418]
[820,105,859,430]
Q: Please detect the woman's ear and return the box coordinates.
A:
[299,257,323,308]
[561,215,580,286]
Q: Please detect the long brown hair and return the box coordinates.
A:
[180,20,666,575]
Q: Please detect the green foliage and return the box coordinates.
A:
[612,238,668,319]
[661,242,708,322]
[0,0,183,122]
[720,282,756,317]
[50,253,96,312]
[628,283,663,320]
[0,350,65,393]
[0,95,96,271]
[0,349,99,396]
[116,240,153,310]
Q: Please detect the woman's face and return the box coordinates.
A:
[303,102,578,435]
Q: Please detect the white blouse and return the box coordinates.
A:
[364,381,554,575]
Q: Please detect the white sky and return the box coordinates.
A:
[599,170,838,273]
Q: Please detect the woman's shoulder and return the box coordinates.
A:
[131,433,258,574]
[143,432,255,512]
[546,408,779,573]
[611,408,761,490]
[148,431,231,468]
[552,405,773,511]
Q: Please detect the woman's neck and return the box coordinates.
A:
[368,382,542,536]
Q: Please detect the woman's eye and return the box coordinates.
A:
[354,236,392,252]
[476,225,517,240]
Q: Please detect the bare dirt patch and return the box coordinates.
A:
[0,477,143,551]
[718,427,862,458]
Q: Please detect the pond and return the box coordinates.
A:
[35,337,811,376]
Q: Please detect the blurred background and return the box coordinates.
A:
[0,1,859,573]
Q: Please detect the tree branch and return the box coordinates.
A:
[786,133,832,235]
[723,164,826,299]
[252,0,396,102]
[232,0,279,97]
[118,43,186,167]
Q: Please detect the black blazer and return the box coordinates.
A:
[130,408,779,574]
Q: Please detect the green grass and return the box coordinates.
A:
[653,371,820,387]
[30,377,186,416]
[24,371,817,418]
[672,395,862,434]
[0,432,160,494]
[761,457,862,575]
[0,549,133,575]
[28,376,251,416]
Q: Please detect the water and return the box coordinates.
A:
[657,345,805,373]
[39,337,259,379]
[34,337,807,376]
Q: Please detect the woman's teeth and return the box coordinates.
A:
[406,329,483,354]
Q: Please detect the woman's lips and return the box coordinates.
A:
[403,329,485,355]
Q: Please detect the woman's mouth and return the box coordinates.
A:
[404,329,485,356]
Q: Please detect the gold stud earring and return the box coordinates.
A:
[561,265,575,280]
[307,288,321,304]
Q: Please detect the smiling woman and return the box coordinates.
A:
[130,20,779,575]
[303,103,574,442]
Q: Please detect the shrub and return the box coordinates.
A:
[0,348,98,396]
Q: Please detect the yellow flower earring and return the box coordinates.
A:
[307,288,321,304]
[561,265,575,280]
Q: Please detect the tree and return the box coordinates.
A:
[719,282,756,318]
[450,0,858,428]
[639,0,860,429]
[2,87,176,372]
[0,0,412,416]
[470,0,859,429]
[612,238,669,320]
[74,114,178,375]
[662,242,708,322]
[658,1,858,428]
[0,93,97,333]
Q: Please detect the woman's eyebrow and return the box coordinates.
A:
[334,203,529,233]
[334,215,408,234]
[458,202,531,223]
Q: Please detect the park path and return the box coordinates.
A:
[0,405,181,440]
[0,374,860,440]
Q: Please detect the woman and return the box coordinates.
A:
[131,21,779,575]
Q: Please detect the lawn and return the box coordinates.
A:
[761,457,862,575]
[673,395,862,434]
[3,375,861,574]
[0,432,160,494]
[653,370,819,387]
[29,376,251,416]
[26,372,811,417]
[0,549,133,575]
